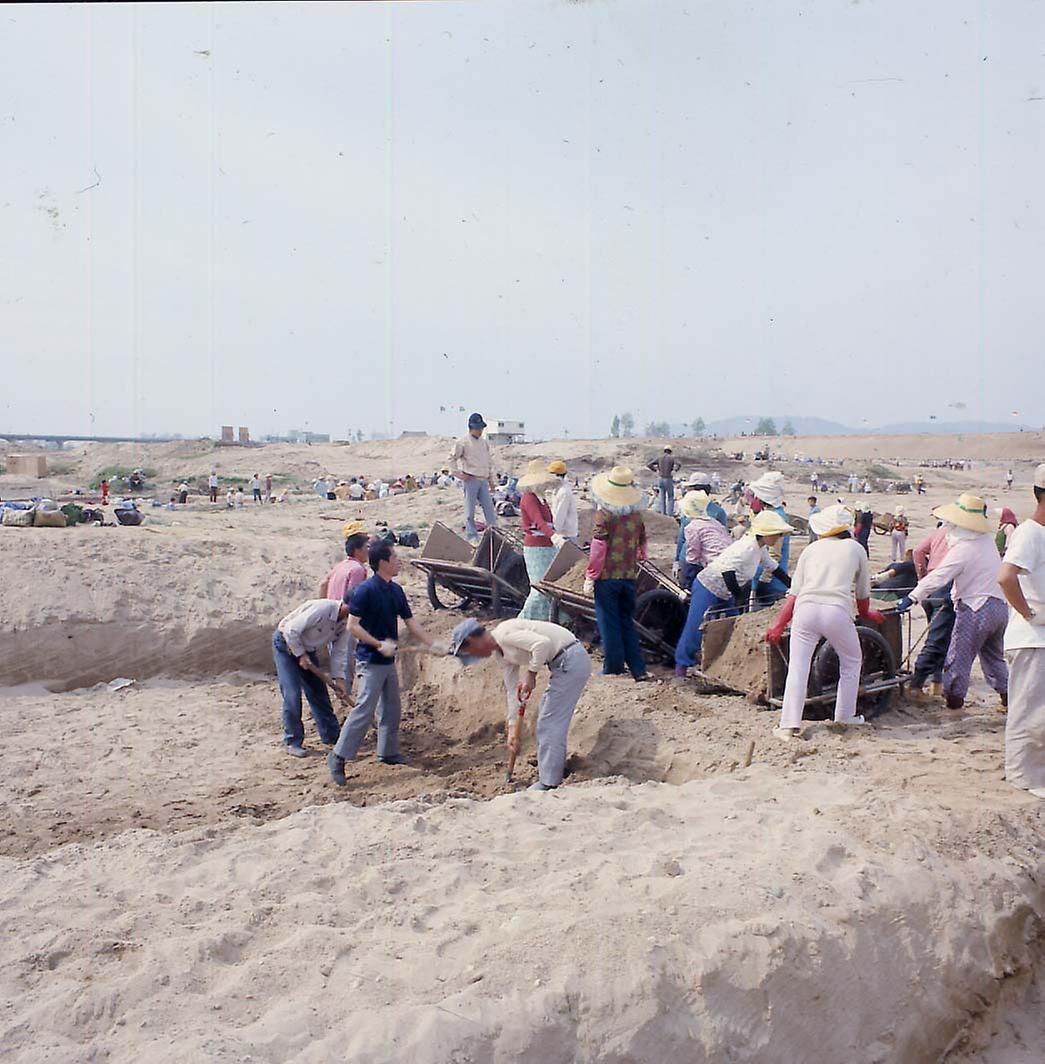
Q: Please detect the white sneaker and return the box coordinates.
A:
[835,715,867,727]
[1029,787,1045,800]
[774,727,800,741]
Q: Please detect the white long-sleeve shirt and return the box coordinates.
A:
[697,535,778,600]
[909,532,1005,611]
[551,481,579,538]
[491,619,577,718]
[789,537,871,611]
[278,599,351,677]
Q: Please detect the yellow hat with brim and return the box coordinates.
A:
[343,520,368,539]
[590,466,643,512]
[750,510,795,538]
[932,493,990,534]
[518,458,557,492]
[809,503,854,539]
[680,490,711,519]
[547,460,567,476]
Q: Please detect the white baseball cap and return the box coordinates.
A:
[1034,463,1045,490]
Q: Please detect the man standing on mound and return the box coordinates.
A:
[449,616,592,791]
[328,540,446,786]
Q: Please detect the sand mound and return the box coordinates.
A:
[1,772,1040,1064]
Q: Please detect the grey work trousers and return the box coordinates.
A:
[531,642,592,787]
[1005,647,1045,791]
[333,663,402,760]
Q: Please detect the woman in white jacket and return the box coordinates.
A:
[766,504,885,738]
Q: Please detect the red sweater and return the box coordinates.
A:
[521,493,555,547]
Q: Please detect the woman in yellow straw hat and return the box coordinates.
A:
[517,460,566,621]
[766,504,884,737]
[675,509,794,679]
[895,494,1008,710]
[585,466,651,680]
[320,521,371,694]
[678,490,731,590]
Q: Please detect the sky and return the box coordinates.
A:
[3,0,1044,441]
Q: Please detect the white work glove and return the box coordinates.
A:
[671,561,681,579]
[376,639,398,658]
[551,533,566,548]
[428,640,451,656]
[583,577,595,596]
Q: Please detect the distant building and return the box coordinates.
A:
[282,429,331,444]
[487,419,526,446]
[399,430,429,439]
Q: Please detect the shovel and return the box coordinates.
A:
[301,659,353,706]
[505,688,531,782]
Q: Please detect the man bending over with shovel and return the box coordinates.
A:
[273,597,353,757]
[449,617,592,791]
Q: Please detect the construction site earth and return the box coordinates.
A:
[0,432,1042,1064]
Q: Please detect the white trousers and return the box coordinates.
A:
[1005,647,1045,791]
[780,601,862,728]
[890,530,907,561]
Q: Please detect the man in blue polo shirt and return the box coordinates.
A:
[328,540,447,786]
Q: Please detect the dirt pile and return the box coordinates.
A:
[547,559,590,595]
[701,602,783,697]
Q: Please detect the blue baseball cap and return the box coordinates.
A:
[468,412,487,429]
[450,618,485,665]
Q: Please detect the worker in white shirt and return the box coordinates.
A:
[273,598,350,756]
[547,459,579,543]
[208,468,219,503]
[766,504,884,738]
[449,412,498,542]
[997,463,1045,798]
[450,616,592,791]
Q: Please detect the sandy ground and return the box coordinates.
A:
[0,435,1043,1062]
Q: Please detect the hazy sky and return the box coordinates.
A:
[3,1,1043,440]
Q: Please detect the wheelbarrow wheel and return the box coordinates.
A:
[811,626,897,720]
[427,572,471,611]
[634,588,687,650]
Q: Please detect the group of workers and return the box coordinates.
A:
[271,411,1045,802]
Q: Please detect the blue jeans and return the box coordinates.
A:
[272,631,342,747]
[593,579,646,678]
[675,581,732,669]
[659,478,675,515]
[462,478,498,541]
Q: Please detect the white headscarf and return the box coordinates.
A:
[944,520,982,546]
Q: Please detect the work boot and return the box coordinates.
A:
[285,744,307,758]
[328,752,347,786]
[945,695,964,710]
[997,691,1008,714]
[379,753,409,766]
[930,681,944,697]
[908,686,930,706]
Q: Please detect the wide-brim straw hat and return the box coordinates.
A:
[809,503,854,538]
[749,472,786,508]
[591,466,643,512]
[893,505,905,517]
[750,510,795,538]
[680,490,711,519]
[517,458,557,492]
[547,460,567,476]
[933,493,991,534]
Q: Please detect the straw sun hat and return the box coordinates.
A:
[809,503,854,539]
[517,459,557,493]
[680,491,711,519]
[750,510,795,538]
[590,466,643,512]
[932,493,991,534]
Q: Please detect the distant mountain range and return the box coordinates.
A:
[702,416,1037,438]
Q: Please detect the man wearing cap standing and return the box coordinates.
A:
[648,447,680,516]
[548,460,579,543]
[997,464,1045,798]
[449,616,592,791]
[450,413,498,543]
[895,493,1008,710]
